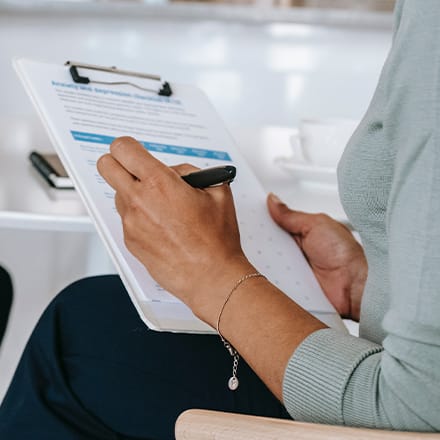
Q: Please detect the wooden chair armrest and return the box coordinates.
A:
[175,409,440,440]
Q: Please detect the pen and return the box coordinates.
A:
[181,165,236,189]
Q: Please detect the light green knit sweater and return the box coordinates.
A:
[282,0,440,431]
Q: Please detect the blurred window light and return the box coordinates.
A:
[286,74,305,101]
[181,38,227,66]
[30,0,395,12]
[267,45,316,72]
[266,23,314,39]
[196,70,242,103]
[169,0,395,12]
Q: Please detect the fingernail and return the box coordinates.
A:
[269,193,283,204]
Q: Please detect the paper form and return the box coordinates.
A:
[15,59,338,332]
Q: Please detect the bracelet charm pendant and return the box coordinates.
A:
[228,376,239,391]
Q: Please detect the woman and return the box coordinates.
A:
[0,0,439,437]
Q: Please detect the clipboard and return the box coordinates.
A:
[14,57,341,333]
[65,61,173,97]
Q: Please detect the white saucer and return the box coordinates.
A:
[275,156,338,187]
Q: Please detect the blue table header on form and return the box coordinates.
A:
[70,131,232,162]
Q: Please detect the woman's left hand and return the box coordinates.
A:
[97,136,255,325]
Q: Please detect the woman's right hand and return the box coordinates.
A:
[267,193,367,321]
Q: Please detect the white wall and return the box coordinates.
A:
[0,8,391,127]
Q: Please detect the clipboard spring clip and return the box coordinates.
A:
[65,61,172,97]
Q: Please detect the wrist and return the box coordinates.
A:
[188,255,256,327]
[348,256,368,321]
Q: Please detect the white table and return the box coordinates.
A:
[0,116,90,231]
[0,116,347,401]
[0,118,346,228]
[232,125,346,221]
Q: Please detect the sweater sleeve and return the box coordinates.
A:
[283,150,440,431]
[283,127,440,430]
[283,1,440,431]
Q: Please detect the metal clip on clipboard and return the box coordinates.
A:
[65,61,173,97]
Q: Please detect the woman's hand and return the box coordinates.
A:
[98,137,327,399]
[267,194,367,321]
[97,136,255,325]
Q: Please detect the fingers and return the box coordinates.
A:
[102,136,225,201]
[170,163,200,177]
[110,136,173,182]
[267,193,312,236]
[97,153,135,192]
[114,191,126,216]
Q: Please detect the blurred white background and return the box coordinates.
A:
[0,0,392,400]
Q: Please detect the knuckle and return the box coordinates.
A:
[314,213,331,224]
[211,183,234,205]
[121,214,138,244]
[114,193,122,212]
[122,215,134,234]
[144,172,167,191]
[218,184,232,200]
[122,230,135,251]
[126,192,144,212]
[172,163,199,176]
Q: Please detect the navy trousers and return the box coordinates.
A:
[0,266,13,347]
[0,275,290,439]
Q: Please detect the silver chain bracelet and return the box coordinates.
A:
[216,272,265,391]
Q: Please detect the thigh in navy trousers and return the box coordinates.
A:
[0,275,290,439]
[0,265,13,346]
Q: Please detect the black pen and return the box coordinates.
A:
[181,165,236,189]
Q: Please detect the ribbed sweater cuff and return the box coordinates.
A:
[282,328,383,425]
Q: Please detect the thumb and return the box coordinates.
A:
[267,193,312,236]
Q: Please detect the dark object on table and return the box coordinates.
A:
[29,151,74,190]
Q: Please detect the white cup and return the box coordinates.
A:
[290,118,359,168]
